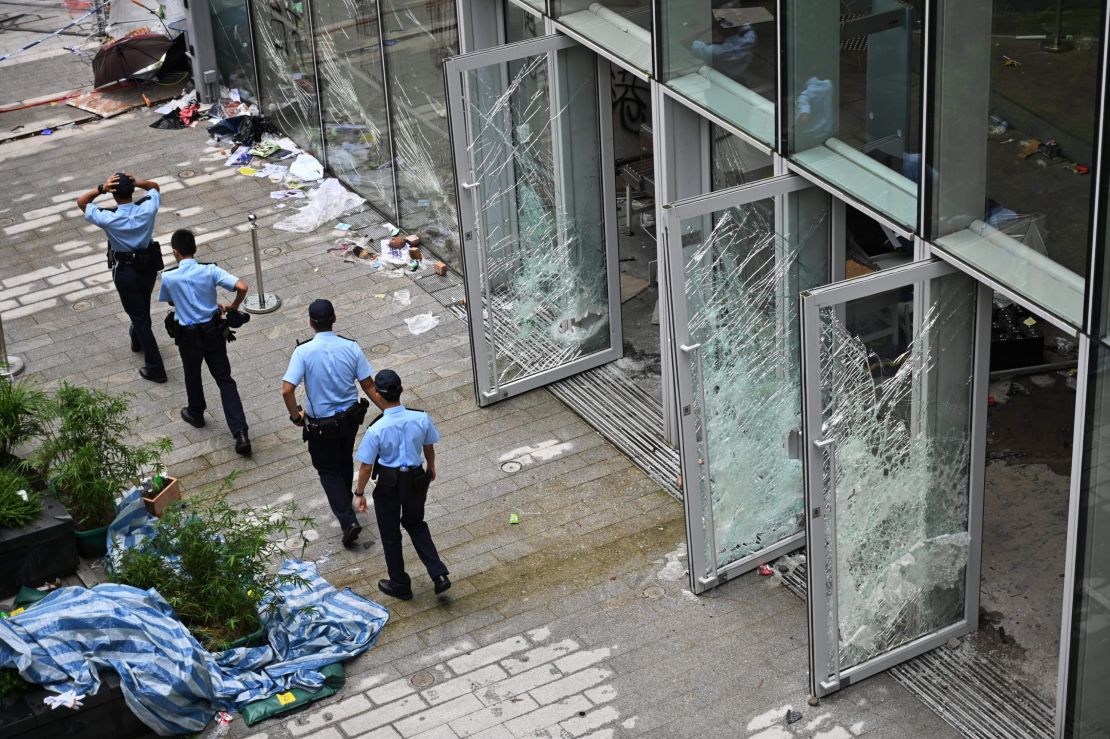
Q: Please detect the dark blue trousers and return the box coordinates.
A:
[113,262,164,374]
[307,422,360,529]
[176,323,248,434]
[372,469,447,587]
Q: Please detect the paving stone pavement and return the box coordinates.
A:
[0,111,961,738]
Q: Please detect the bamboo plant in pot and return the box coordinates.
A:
[0,379,52,475]
[34,384,171,558]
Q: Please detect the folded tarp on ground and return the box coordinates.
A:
[0,559,388,735]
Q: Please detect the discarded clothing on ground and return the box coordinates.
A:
[150,107,187,129]
[207,114,273,146]
[273,178,365,233]
[0,558,389,735]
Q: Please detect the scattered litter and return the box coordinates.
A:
[1002,54,1021,66]
[509,513,520,525]
[335,223,352,231]
[237,167,258,176]
[404,314,440,335]
[434,261,448,276]
[757,564,774,577]
[216,711,234,726]
[44,691,85,710]
[785,709,803,725]
[40,129,53,136]
[1055,337,1076,355]
[254,163,287,180]
[987,114,1009,136]
[289,152,325,181]
[250,141,281,158]
[1029,374,1055,388]
[270,189,306,200]
[1074,164,1090,175]
[1038,139,1061,159]
[1018,138,1040,159]
[393,289,411,306]
[273,178,366,233]
[225,146,251,167]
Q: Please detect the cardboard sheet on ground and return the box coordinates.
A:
[619,273,650,303]
[68,85,174,118]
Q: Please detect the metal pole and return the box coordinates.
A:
[1041,0,1074,53]
[0,310,25,379]
[243,214,281,314]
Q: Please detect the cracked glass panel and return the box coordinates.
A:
[462,45,610,391]
[250,0,322,156]
[710,124,774,191]
[679,189,828,575]
[817,271,975,675]
[211,0,257,95]
[310,0,396,216]
[383,0,461,268]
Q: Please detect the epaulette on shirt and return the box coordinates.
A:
[336,334,357,342]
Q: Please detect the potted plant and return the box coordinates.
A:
[34,384,171,558]
[141,473,182,517]
[0,381,77,596]
[110,481,314,652]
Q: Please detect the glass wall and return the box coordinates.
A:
[211,0,257,96]
[711,124,774,190]
[382,0,461,266]
[786,0,924,229]
[551,0,651,74]
[660,0,776,144]
[930,0,1102,328]
[250,0,323,156]
[505,1,544,43]
[310,0,395,216]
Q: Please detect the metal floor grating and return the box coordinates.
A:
[415,272,1052,737]
[780,566,1054,739]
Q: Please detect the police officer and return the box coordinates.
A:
[354,370,450,600]
[77,172,166,383]
[281,299,382,547]
[159,229,252,456]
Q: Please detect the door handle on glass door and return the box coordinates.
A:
[679,344,702,353]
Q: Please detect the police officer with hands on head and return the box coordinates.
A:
[354,369,449,601]
[282,299,382,548]
[159,228,252,456]
[77,171,167,383]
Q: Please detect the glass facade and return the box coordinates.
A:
[210,0,257,96]
[930,0,1102,328]
[247,0,460,268]
[551,0,652,74]
[660,0,776,144]
[786,0,924,229]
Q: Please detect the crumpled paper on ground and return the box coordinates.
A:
[44,690,85,710]
[404,314,439,335]
[273,179,365,233]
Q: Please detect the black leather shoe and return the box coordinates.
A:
[180,407,205,428]
[139,367,167,383]
[234,430,252,456]
[378,579,413,600]
[433,574,451,595]
[342,523,362,547]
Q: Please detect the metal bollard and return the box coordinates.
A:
[1041,0,1073,53]
[0,309,25,379]
[243,213,281,314]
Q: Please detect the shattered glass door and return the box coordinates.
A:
[446,36,620,405]
[664,177,830,593]
[249,0,322,155]
[800,260,987,696]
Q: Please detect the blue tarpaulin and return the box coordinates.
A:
[0,491,389,735]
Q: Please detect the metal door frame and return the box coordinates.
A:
[662,173,817,593]
[799,258,991,697]
[445,34,622,406]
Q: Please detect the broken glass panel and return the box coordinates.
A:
[461,45,610,391]
[249,0,322,156]
[210,0,257,95]
[310,0,396,216]
[383,0,461,268]
[817,271,975,674]
[679,189,828,574]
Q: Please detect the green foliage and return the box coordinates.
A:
[110,476,314,652]
[34,384,171,530]
[0,379,52,464]
[0,467,41,528]
[0,667,31,698]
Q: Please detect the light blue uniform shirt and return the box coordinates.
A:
[282,332,374,418]
[356,406,440,468]
[158,258,239,326]
[84,190,161,252]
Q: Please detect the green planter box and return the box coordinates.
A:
[73,525,109,559]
